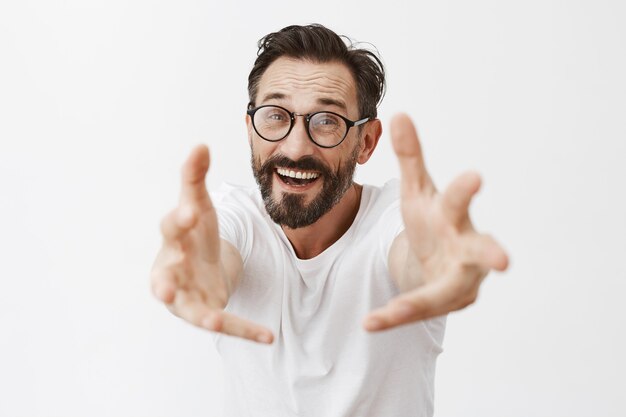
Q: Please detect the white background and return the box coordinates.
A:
[1,1,625,416]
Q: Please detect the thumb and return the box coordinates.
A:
[180,144,211,206]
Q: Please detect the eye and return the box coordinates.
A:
[320,119,337,126]
[258,107,290,124]
[268,111,286,121]
[317,115,339,125]
[311,112,342,130]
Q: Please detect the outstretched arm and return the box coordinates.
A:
[364,114,509,331]
[151,145,274,344]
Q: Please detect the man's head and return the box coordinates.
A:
[245,24,385,229]
[248,24,386,123]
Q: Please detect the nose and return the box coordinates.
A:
[278,114,316,159]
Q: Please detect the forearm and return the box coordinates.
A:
[219,239,245,297]
[388,231,424,292]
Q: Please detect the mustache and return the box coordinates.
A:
[261,154,330,174]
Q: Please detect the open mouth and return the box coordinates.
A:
[275,167,321,187]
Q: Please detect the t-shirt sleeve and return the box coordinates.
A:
[376,179,405,271]
[210,184,254,263]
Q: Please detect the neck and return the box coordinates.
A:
[282,183,363,260]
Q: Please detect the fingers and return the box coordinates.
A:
[390,113,435,197]
[180,144,211,207]
[160,205,198,242]
[363,276,479,331]
[441,171,482,229]
[460,233,510,271]
[173,291,274,344]
[164,144,220,261]
[363,232,509,332]
[151,267,274,344]
[151,268,179,304]
[203,310,274,344]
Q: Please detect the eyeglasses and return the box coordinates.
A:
[246,105,370,149]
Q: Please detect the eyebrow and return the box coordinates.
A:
[260,92,286,102]
[316,97,347,112]
[259,93,348,113]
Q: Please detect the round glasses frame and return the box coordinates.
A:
[246,104,370,149]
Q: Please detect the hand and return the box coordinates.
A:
[364,114,509,331]
[150,145,274,344]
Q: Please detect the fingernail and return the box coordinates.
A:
[257,333,272,344]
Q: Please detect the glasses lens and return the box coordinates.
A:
[253,106,291,141]
[309,112,348,147]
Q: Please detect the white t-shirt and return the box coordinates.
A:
[212,179,446,417]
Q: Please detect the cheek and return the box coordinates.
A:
[329,142,359,170]
[251,137,281,167]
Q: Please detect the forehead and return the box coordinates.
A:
[256,57,357,114]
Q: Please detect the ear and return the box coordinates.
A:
[245,114,253,146]
[357,119,382,164]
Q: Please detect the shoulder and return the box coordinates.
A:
[211,183,268,262]
[210,182,269,230]
[356,180,404,262]
[212,182,259,204]
[360,179,401,215]
[211,182,265,214]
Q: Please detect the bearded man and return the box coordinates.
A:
[151,24,509,417]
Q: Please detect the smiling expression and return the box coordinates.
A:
[247,57,365,229]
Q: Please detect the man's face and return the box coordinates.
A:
[247,57,363,229]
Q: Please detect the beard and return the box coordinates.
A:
[251,145,360,229]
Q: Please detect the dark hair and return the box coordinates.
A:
[247,24,386,121]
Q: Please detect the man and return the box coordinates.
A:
[151,24,508,416]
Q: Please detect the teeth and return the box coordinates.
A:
[277,168,320,180]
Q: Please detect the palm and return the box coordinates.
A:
[172,225,228,311]
[364,114,509,330]
[176,203,229,310]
